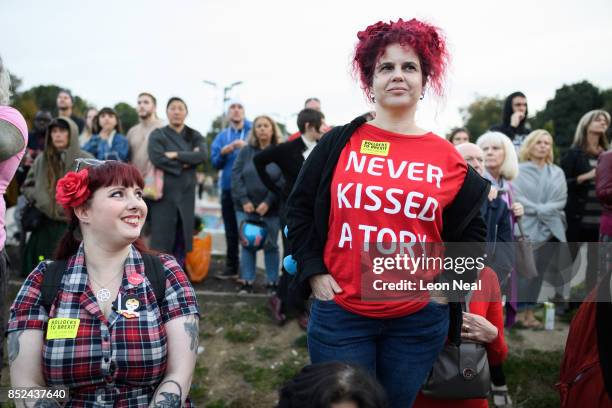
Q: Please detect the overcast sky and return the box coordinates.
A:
[2,0,612,135]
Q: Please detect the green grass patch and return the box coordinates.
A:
[255,346,279,361]
[505,328,525,343]
[293,334,308,349]
[503,349,562,408]
[206,303,270,327]
[224,323,259,343]
[204,400,228,408]
[227,356,304,392]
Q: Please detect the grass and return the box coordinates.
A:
[226,355,304,392]
[503,349,563,408]
[224,323,260,343]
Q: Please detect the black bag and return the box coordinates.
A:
[421,280,491,399]
[21,202,46,232]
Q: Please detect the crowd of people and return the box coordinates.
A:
[0,15,611,408]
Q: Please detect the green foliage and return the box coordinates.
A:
[10,79,91,127]
[532,81,604,149]
[460,96,504,140]
[114,102,139,132]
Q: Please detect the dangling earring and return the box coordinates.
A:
[420,92,425,101]
[370,93,376,103]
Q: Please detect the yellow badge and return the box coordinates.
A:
[360,140,390,156]
[46,318,80,340]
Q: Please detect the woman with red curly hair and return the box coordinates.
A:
[7,160,199,407]
[286,18,489,407]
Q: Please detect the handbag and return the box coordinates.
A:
[515,217,539,279]
[21,202,45,232]
[421,283,491,399]
[143,165,164,201]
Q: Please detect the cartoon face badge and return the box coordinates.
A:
[114,294,141,319]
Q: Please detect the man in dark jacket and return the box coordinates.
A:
[56,89,85,133]
[491,91,530,151]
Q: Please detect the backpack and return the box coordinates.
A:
[40,253,166,314]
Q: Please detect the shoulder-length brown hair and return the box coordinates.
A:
[247,115,283,148]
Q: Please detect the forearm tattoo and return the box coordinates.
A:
[151,380,182,408]
[8,331,23,363]
[183,316,199,354]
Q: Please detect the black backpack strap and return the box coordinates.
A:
[142,254,166,305]
[41,260,68,314]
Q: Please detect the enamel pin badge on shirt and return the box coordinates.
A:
[128,273,144,285]
[113,293,141,319]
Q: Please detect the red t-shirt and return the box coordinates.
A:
[323,123,467,318]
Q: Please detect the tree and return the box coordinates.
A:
[531,81,603,148]
[114,102,138,132]
[460,96,504,140]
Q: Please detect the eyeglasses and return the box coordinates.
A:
[74,158,116,172]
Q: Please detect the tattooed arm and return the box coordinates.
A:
[8,329,51,407]
[149,314,199,407]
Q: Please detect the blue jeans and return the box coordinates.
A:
[308,299,449,408]
[235,211,280,284]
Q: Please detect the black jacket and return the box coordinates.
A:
[481,196,514,286]
[561,146,598,229]
[253,136,306,203]
[286,115,490,298]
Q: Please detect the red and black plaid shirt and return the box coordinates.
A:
[8,244,200,407]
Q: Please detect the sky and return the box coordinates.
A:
[2,0,612,135]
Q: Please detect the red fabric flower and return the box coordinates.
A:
[56,169,91,209]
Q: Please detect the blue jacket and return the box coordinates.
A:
[210,120,252,190]
[83,132,130,162]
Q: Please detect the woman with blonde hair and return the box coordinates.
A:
[561,109,610,294]
[232,115,284,294]
[514,129,569,327]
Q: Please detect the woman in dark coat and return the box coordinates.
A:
[148,97,207,265]
[561,109,610,294]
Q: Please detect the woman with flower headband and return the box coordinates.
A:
[7,160,199,407]
[286,19,489,407]
[21,116,93,276]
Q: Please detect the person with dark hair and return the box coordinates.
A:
[210,99,252,279]
[83,107,130,161]
[16,110,52,186]
[21,117,92,275]
[277,362,388,408]
[127,93,164,177]
[148,97,207,265]
[286,18,489,407]
[232,115,284,294]
[490,91,530,150]
[287,98,332,142]
[7,160,199,406]
[562,109,610,295]
[447,127,470,145]
[56,89,85,133]
[0,57,28,381]
[254,108,326,324]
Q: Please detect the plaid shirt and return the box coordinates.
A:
[8,244,199,407]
